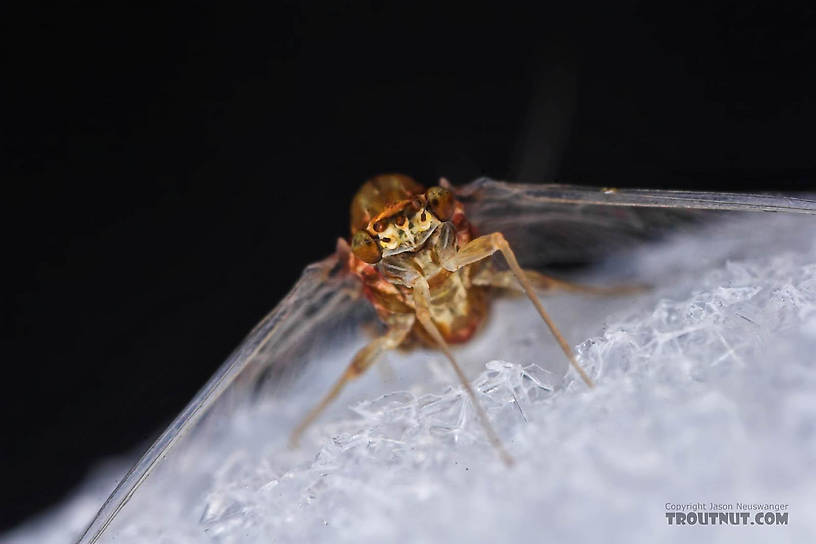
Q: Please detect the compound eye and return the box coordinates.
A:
[351,231,382,264]
[425,186,454,221]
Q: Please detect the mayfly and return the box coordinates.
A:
[290,174,640,465]
[79,176,816,544]
[287,174,816,465]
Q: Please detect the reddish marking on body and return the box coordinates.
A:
[451,201,474,247]
[349,251,411,321]
[365,199,420,236]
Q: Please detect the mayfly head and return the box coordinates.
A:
[349,174,455,262]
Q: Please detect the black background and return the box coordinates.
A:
[3,1,815,532]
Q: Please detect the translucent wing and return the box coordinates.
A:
[78,242,367,544]
[458,179,816,268]
[459,179,816,213]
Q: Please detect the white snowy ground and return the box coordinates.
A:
[6,212,816,544]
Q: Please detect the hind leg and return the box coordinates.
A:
[290,313,414,446]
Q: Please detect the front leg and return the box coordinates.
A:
[471,267,647,296]
[440,232,595,388]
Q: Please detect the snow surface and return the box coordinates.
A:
[6,212,816,544]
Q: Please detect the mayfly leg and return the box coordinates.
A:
[412,276,515,467]
[289,313,414,447]
[472,268,648,296]
[443,232,595,388]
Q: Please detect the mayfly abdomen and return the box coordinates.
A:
[411,266,488,345]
